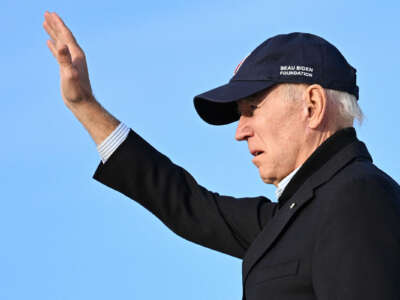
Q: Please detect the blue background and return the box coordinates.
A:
[1,0,399,299]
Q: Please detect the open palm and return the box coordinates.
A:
[43,11,93,105]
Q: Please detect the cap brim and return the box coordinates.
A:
[193,80,276,125]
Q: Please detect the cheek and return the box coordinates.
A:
[258,120,301,161]
[258,123,285,152]
[254,106,303,153]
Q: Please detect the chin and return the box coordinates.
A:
[259,171,276,186]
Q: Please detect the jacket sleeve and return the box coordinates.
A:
[93,129,277,259]
[312,173,400,299]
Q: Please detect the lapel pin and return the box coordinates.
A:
[289,203,296,209]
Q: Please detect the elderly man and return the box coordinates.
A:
[43,11,400,300]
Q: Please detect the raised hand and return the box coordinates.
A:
[43,11,120,145]
[43,11,93,106]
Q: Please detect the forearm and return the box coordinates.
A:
[66,96,120,146]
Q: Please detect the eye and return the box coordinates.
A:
[249,104,258,111]
[239,104,258,117]
[237,97,264,117]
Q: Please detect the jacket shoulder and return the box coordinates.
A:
[316,158,400,230]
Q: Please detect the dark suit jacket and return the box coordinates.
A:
[93,128,400,300]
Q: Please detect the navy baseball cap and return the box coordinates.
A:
[194,32,359,125]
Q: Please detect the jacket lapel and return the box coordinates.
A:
[242,140,372,284]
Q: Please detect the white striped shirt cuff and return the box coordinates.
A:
[97,122,130,163]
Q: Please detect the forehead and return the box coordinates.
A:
[238,84,283,104]
[236,85,279,111]
[236,84,297,117]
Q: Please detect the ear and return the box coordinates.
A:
[304,84,327,129]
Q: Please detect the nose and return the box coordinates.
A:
[235,116,253,141]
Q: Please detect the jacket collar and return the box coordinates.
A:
[242,127,372,285]
[278,127,359,208]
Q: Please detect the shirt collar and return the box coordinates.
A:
[276,166,301,199]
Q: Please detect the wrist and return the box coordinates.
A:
[64,94,96,110]
[65,96,120,145]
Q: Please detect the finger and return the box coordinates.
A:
[49,12,85,58]
[43,20,57,42]
[44,11,72,45]
[51,12,77,44]
[46,39,57,58]
[56,44,73,67]
[44,11,59,38]
[52,12,69,30]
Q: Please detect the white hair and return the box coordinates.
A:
[280,83,364,126]
[325,88,364,125]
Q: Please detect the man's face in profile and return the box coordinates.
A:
[235,84,307,186]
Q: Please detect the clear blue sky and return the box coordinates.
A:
[1,0,399,299]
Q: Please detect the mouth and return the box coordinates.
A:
[251,151,264,167]
[251,150,264,157]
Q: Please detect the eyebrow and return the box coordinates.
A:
[238,94,262,106]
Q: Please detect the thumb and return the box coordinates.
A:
[57,44,72,67]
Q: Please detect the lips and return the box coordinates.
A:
[251,150,264,167]
[250,150,264,157]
